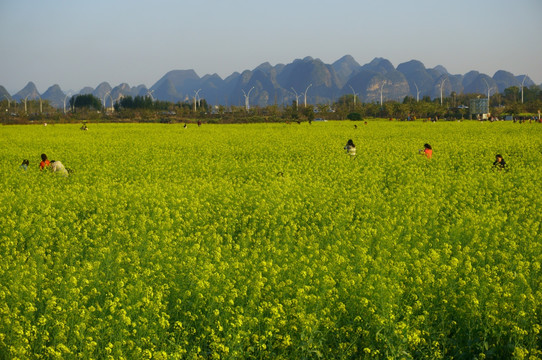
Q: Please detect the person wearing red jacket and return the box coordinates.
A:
[40,153,50,170]
[419,144,432,159]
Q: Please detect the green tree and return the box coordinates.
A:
[503,86,519,104]
[70,94,101,111]
[284,101,299,120]
[402,96,416,105]
[346,112,362,120]
[302,106,315,122]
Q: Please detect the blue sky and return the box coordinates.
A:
[1,0,541,94]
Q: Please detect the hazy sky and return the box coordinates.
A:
[1,0,541,94]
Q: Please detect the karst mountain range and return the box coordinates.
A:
[1,55,537,108]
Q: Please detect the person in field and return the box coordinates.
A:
[419,143,432,159]
[20,159,29,171]
[493,154,507,170]
[40,154,50,170]
[344,139,356,157]
[50,160,70,176]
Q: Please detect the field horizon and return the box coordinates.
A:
[1,121,541,359]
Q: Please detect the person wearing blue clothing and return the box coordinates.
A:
[20,159,29,171]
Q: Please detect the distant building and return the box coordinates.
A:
[470,98,489,119]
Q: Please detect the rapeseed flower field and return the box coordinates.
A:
[0,121,541,359]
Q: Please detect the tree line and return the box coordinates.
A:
[1,85,541,124]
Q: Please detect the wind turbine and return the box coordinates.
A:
[520,75,527,104]
[349,85,358,106]
[291,87,301,109]
[193,89,201,111]
[439,77,448,105]
[303,84,312,107]
[242,87,255,110]
[414,82,420,102]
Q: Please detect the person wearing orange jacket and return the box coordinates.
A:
[39,153,50,170]
[419,144,432,159]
